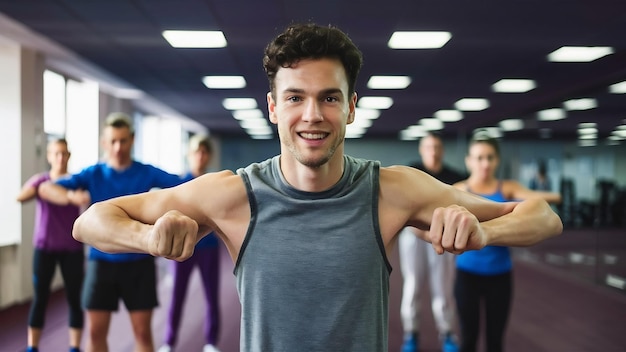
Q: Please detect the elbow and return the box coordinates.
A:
[551,213,564,238]
[72,214,86,243]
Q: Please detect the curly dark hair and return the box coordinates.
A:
[263,23,363,99]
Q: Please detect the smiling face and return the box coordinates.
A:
[268,58,356,169]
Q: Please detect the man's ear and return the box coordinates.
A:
[267,92,278,125]
[347,92,357,124]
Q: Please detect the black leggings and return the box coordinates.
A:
[454,269,512,352]
[28,248,85,329]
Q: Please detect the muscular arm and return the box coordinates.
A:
[380,166,562,254]
[73,170,249,261]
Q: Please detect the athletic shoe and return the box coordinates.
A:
[401,333,418,352]
[442,334,459,352]
[203,344,220,352]
[157,345,172,352]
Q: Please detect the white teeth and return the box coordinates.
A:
[300,133,326,140]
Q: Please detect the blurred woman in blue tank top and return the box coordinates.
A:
[452,132,561,352]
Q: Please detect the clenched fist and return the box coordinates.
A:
[428,205,487,255]
[147,210,199,261]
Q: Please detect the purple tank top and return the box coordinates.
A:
[28,173,83,252]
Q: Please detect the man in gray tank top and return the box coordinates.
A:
[72,24,563,352]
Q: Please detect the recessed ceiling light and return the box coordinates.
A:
[613,129,626,138]
[434,109,463,122]
[162,30,227,48]
[355,108,381,120]
[250,134,273,139]
[246,126,273,135]
[202,76,246,89]
[388,31,452,49]
[578,122,597,128]
[222,98,257,110]
[239,119,268,129]
[350,118,373,128]
[420,118,444,130]
[492,79,536,93]
[609,81,626,94]
[499,119,524,131]
[454,98,489,111]
[232,109,264,120]
[346,124,367,138]
[367,76,412,89]
[399,126,428,140]
[578,127,598,135]
[547,46,614,62]
[357,96,394,109]
[537,108,566,121]
[563,98,597,111]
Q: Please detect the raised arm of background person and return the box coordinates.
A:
[38,181,91,207]
[73,170,250,262]
[16,174,41,202]
[379,166,563,255]
[502,179,562,204]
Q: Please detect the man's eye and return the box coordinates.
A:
[288,96,301,102]
[325,96,338,102]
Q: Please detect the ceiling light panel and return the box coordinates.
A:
[563,98,597,111]
[355,108,381,120]
[202,76,246,89]
[454,98,489,111]
[162,30,227,48]
[222,98,257,110]
[357,96,393,109]
[434,109,463,122]
[367,76,412,89]
[232,109,264,120]
[420,118,444,130]
[492,79,536,93]
[388,31,452,49]
[537,108,566,121]
[499,119,524,131]
[547,46,614,62]
[609,81,626,94]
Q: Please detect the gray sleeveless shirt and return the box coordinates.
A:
[235,155,391,352]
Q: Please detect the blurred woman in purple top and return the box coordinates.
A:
[158,135,221,352]
[16,138,88,352]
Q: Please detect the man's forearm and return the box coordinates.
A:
[483,198,563,247]
[73,202,152,254]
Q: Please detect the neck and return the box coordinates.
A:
[279,152,345,193]
[49,168,68,180]
[424,162,442,174]
[108,159,132,170]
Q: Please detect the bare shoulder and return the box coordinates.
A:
[190,170,248,209]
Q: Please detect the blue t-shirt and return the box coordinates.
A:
[57,161,186,262]
[456,183,512,276]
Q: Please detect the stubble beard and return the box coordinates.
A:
[287,135,344,169]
